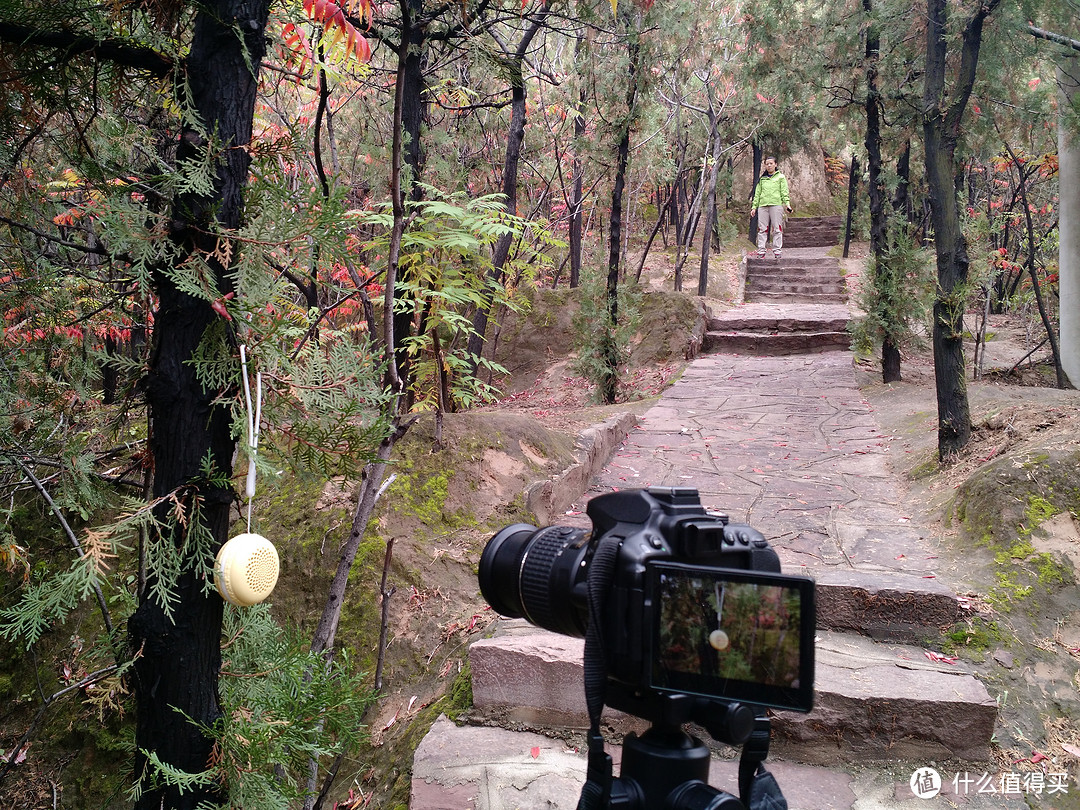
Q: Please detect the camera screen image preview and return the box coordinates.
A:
[652,565,812,710]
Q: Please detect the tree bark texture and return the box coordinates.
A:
[392,0,429,400]
[842,155,858,259]
[570,85,587,288]
[602,19,640,404]
[1059,56,1080,389]
[747,142,761,244]
[921,0,999,458]
[698,111,722,297]
[864,0,900,383]
[467,10,549,362]
[129,1,270,807]
[892,140,911,224]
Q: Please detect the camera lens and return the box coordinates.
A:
[478,523,591,637]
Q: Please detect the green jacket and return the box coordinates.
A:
[751,171,791,208]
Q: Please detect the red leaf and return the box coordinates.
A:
[924,651,957,665]
[530,747,540,759]
[303,0,373,63]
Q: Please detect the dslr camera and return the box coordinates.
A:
[479,486,815,810]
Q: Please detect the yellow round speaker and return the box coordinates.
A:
[215,533,280,607]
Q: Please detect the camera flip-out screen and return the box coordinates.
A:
[648,562,815,712]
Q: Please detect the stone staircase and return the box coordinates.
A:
[411,217,1003,809]
[469,622,997,765]
[782,215,842,248]
[744,254,847,305]
[709,215,852,354]
[702,302,851,355]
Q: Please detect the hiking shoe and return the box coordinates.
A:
[757,250,766,259]
[774,251,782,260]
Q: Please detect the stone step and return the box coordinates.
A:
[707,313,849,333]
[746,279,847,295]
[412,716,906,810]
[745,270,845,285]
[772,631,997,764]
[783,217,842,249]
[746,290,849,304]
[815,570,962,643]
[746,256,840,270]
[469,619,995,764]
[703,330,851,355]
[703,303,853,354]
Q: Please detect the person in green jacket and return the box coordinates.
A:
[751,156,793,259]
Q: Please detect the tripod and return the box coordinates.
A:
[581,688,777,810]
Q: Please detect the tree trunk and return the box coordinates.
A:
[601,14,640,405]
[882,339,902,382]
[747,142,761,244]
[129,2,270,807]
[467,11,549,364]
[570,85,586,288]
[698,113,722,297]
[892,140,911,223]
[921,0,999,459]
[393,0,428,398]
[842,155,859,259]
[924,126,972,457]
[1059,56,1080,388]
[636,183,677,282]
[864,0,899,383]
[1007,141,1066,387]
[864,1,886,261]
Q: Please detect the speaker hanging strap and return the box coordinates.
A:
[239,345,262,532]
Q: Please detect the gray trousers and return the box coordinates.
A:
[756,205,785,252]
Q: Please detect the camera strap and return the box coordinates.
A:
[575,533,622,810]
[739,716,788,810]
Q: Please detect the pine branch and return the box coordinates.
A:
[0,22,173,77]
[9,456,118,651]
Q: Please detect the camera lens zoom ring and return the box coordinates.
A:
[517,527,574,630]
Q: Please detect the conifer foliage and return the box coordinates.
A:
[0,0,382,807]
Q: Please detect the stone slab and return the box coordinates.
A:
[411,716,1025,810]
[772,631,998,764]
[470,624,996,764]
[702,331,851,355]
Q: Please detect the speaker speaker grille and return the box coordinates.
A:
[215,533,280,606]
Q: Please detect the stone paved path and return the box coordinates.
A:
[408,230,1045,810]
[571,351,942,582]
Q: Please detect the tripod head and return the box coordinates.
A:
[587,688,770,810]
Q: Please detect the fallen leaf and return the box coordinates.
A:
[924,651,958,665]
[531,747,540,759]
[1062,744,1080,759]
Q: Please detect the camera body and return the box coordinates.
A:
[479,486,815,714]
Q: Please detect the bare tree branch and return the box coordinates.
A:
[1028,25,1080,53]
[0,22,172,77]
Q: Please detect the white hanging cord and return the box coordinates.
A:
[240,345,263,532]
